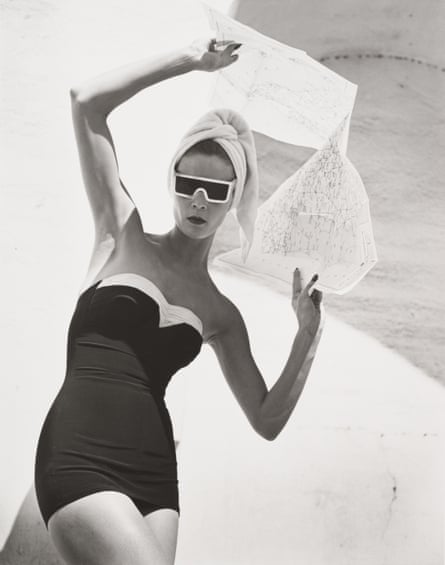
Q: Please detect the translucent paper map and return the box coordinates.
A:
[203,4,378,294]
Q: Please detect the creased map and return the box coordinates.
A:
[203,4,377,294]
[203,3,357,151]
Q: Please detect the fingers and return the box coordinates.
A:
[220,44,241,67]
[205,39,241,68]
[292,267,303,297]
[311,289,323,309]
[304,274,323,310]
[215,39,241,48]
[227,42,241,63]
[209,38,242,53]
[302,273,319,297]
[224,42,242,54]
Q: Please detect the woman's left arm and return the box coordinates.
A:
[209,269,324,441]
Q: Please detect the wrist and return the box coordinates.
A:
[164,48,199,75]
[181,45,203,72]
[298,323,319,340]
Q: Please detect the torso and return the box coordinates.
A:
[80,221,230,344]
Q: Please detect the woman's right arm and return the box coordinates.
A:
[70,41,240,240]
[70,49,198,240]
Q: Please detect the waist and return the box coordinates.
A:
[67,336,166,398]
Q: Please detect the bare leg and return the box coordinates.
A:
[48,491,177,565]
[0,485,63,565]
[143,509,179,564]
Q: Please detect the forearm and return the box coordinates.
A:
[258,316,324,440]
[70,47,197,115]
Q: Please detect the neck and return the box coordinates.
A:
[164,225,213,270]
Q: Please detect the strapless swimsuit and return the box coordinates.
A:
[34,273,203,526]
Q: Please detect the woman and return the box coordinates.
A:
[34,38,323,564]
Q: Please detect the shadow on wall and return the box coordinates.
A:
[234,0,445,63]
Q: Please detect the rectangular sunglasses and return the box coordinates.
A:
[174,172,236,204]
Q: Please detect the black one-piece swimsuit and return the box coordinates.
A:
[34,273,203,526]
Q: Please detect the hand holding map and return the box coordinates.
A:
[203,3,377,294]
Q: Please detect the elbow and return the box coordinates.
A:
[254,420,281,442]
[252,406,283,441]
[69,85,98,108]
[69,87,109,118]
[261,430,279,442]
[69,85,85,104]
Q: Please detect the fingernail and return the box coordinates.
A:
[312,274,319,281]
[233,43,242,49]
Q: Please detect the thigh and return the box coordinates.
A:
[48,491,173,565]
[143,508,179,564]
[0,484,63,565]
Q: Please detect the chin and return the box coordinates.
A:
[177,221,214,240]
[173,207,225,240]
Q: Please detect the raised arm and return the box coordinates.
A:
[209,270,324,441]
[70,49,197,241]
[70,40,241,241]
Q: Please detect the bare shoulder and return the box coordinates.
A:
[205,285,248,345]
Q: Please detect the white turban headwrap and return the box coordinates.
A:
[167,108,259,261]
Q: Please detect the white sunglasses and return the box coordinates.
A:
[174,172,236,204]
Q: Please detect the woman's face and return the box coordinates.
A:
[173,151,236,240]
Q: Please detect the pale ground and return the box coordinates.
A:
[0,0,444,563]
[174,270,444,565]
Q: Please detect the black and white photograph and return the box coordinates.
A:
[1,0,444,563]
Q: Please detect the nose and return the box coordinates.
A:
[191,188,208,210]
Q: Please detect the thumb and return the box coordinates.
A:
[302,273,319,297]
